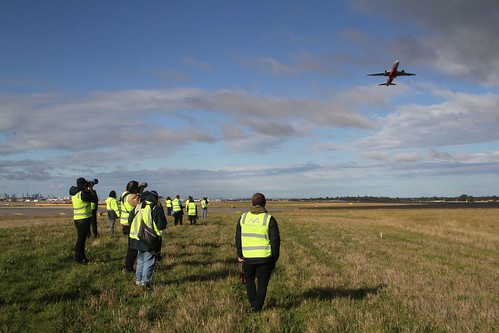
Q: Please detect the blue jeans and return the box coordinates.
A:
[136,251,156,285]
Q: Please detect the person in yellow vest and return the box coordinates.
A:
[201,197,208,218]
[172,194,183,226]
[69,177,98,264]
[186,196,198,225]
[120,181,145,272]
[165,196,173,216]
[235,193,280,312]
[105,190,120,234]
[128,190,167,287]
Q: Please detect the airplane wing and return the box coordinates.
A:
[396,71,415,76]
[367,72,389,76]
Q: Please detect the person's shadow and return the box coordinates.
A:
[269,284,387,309]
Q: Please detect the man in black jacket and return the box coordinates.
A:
[69,178,98,264]
[235,193,280,312]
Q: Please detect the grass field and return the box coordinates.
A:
[0,202,497,332]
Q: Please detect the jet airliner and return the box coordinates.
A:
[367,60,415,86]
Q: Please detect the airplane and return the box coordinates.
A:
[367,60,415,86]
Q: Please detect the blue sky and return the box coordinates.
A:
[1,0,498,199]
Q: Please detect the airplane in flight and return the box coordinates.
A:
[367,60,415,86]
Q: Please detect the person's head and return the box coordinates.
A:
[126,180,140,194]
[188,195,193,200]
[251,192,266,207]
[176,194,180,199]
[76,177,86,189]
[109,190,116,198]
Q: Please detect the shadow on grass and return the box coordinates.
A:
[270,284,387,309]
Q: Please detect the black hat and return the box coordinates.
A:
[77,177,86,187]
[251,193,266,207]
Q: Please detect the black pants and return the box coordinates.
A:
[173,212,183,225]
[74,218,91,262]
[123,225,137,272]
[88,209,98,237]
[243,261,275,310]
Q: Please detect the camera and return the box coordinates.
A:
[87,178,99,187]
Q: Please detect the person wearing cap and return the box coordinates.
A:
[172,195,183,226]
[235,193,281,312]
[128,190,167,287]
[69,178,98,264]
[105,190,120,234]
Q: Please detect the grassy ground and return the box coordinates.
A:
[0,204,497,332]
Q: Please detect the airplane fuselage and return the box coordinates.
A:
[386,60,400,85]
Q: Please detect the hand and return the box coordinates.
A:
[237,257,244,263]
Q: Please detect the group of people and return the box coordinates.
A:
[70,177,280,311]
[164,195,209,226]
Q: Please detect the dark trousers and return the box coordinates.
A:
[123,225,137,271]
[243,261,275,310]
[74,218,91,262]
[88,209,98,237]
[173,212,183,225]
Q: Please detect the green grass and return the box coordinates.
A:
[0,206,498,332]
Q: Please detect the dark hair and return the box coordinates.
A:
[126,181,139,194]
[109,190,116,198]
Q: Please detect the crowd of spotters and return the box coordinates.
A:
[69,177,280,312]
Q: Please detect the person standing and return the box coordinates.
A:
[165,196,173,216]
[120,181,143,272]
[105,190,120,234]
[201,197,208,218]
[172,195,183,226]
[69,178,98,264]
[235,193,280,312]
[186,196,198,225]
[128,190,167,287]
[88,182,99,238]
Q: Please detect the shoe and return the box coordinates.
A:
[249,307,261,313]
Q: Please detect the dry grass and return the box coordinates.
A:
[0,204,497,332]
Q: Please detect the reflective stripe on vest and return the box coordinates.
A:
[129,203,160,240]
[71,191,92,220]
[187,201,197,216]
[240,212,272,258]
[172,198,181,212]
[120,191,135,225]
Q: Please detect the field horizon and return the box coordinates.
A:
[0,203,497,332]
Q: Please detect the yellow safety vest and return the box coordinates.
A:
[201,199,207,209]
[240,212,272,258]
[187,201,197,216]
[166,199,172,208]
[71,191,92,220]
[120,191,135,225]
[129,203,161,240]
[172,198,182,212]
[105,197,120,216]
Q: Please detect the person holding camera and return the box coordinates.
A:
[69,177,98,264]
[120,180,147,272]
[87,179,99,238]
[235,193,280,312]
[128,190,167,287]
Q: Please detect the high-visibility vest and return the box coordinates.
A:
[172,198,182,212]
[187,201,197,216]
[201,199,207,209]
[71,191,92,221]
[166,199,172,208]
[240,212,272,258]
[129,202,160,240]
[120,191,135,225]
[105,197,120,216]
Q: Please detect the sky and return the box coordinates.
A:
[1,0,499,199]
